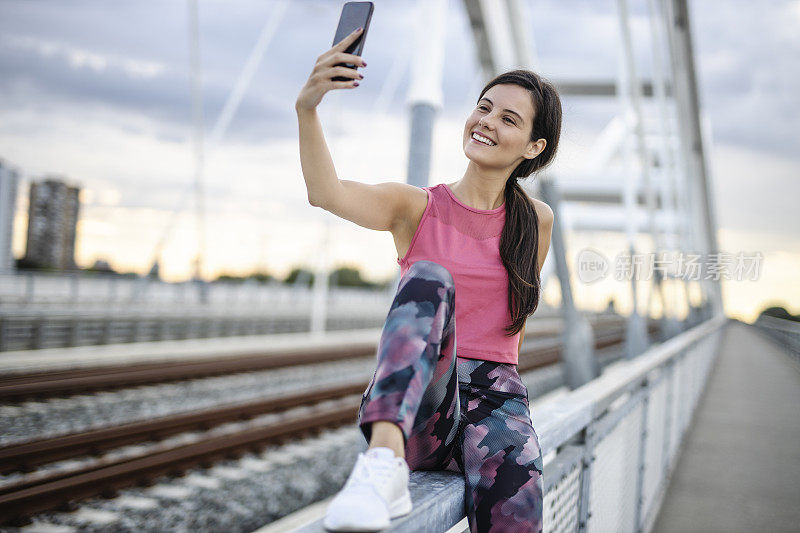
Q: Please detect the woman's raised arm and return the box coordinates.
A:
[295,27,417,233]
[295,27,365,206]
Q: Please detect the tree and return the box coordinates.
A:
[284,267,314,287]
[759,305,799,323]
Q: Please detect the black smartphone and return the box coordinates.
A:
[331,1,373,82]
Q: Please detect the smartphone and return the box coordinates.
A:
[331,1,374,81]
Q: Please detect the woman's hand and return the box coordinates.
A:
[295,27,367,112]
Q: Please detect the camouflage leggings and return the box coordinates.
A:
[357,260,544,533]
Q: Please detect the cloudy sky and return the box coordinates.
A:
[1,0,798,322]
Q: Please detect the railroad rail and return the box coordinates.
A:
[0,316,631,402]
[0,325,646,525]
[0,344,375,402]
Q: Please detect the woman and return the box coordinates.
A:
[296,27,561,533]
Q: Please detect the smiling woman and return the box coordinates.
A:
[458,73,561,338]
[297,59,562,532]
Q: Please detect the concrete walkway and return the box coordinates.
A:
[652,321,800,532]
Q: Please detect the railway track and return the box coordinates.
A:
[0,344,376,402]
[0,324,642,526]
[0,315,630,402]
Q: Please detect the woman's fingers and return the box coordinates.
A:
[323,65,363,90]
[297,29,365,108]
[322,28,366,67]
[337,52,366,67]
[333,27,363,51]
[331,65,364,79]
[331,79,360,90]
[319,51,366,70]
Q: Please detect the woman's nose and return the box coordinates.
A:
[478,117,495,129]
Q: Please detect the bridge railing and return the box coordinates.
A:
[0,272,389,350]
[750,315,800,366]
[0,270,562,351]
[299,314,728,533]
[0,271,389,310]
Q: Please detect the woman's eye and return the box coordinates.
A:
[476,105,513,124]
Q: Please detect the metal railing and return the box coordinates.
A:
[750,315,800,366]
[300,314,728,532]
[0,271,563,351]
[537,314,726,532]
[0,271,391,310]
[0,271,396,351]
[0,309,391,352]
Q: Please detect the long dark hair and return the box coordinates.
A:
[476,69,562,336]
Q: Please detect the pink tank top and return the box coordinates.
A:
[397,183,521,365]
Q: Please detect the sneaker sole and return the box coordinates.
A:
[323,517,390,532]
[322,492,412,532]
[388,490,413,518]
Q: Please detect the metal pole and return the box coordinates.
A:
[392,0,448,291]
[661,0,723,318]
[187,0,207,284]
[539,179,598,388]
[647,0,684,338]
[616,0,649,358]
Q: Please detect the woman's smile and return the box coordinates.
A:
[470,137,494,147]
[471,132,497,146]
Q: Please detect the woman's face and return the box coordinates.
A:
[462,84,538,169]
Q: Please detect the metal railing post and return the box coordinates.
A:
[576,422,596,533]
[634,379,651,532]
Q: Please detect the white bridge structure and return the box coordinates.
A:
[299,0,732,531]
[4,1,784,532]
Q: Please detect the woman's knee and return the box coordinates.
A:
[404,260,455,288]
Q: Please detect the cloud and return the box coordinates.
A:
[689,0,800,158]
[2,0,796,152]
[710,142,800,239]
[2,0,798,308]
[4,34,167,78]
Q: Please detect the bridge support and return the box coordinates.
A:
[540,180,599,388]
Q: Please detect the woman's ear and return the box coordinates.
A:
[525,139,546,160]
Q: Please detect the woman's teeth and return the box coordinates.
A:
[472,132,496,146]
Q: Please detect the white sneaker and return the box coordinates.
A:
[323,447,413,532]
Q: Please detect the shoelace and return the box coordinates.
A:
[347,453,398,491]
